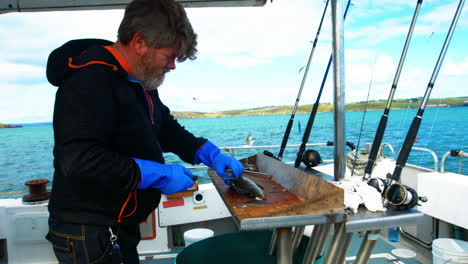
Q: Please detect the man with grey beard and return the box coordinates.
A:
[45,0,243,263]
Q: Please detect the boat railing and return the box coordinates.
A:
[381,143,396,159]
[408,147,439,172]
[185,143,334,170]
[186,142,404,171]
[441,150,467,173]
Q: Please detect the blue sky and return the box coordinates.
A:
[0,0,466,123]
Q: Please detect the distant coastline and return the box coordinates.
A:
[2,96,467,125]
[171,96,468,119]
[0,123,22,128]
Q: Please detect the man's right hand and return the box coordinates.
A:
[132,158,194,195]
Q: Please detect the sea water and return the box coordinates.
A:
[1,107,467,198]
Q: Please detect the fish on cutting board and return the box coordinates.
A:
[230,176,266,200]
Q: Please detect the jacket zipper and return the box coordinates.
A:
[127,76,154,125]
[145,91,155,125]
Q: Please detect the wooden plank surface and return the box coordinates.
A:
[208,169,305,223]
[208,153,344,226]
[166,181,199,199]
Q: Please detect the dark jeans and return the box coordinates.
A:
[46,219,141,264]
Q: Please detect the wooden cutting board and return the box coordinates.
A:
[208,153,344,225]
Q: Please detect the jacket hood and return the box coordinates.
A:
[46,39,116,86]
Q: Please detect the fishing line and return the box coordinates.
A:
[294,0,352,168]
[393,103,427,168]
[394,105,413,153]
[277,0,330,160]
[350,55,377,176]
[392,0,465,182]
[384,0,465,209]
[416,101,441,168]
[363,0,424,179]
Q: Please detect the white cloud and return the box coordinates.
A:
[0,0,466,122]
[347,16,437,46]
[410,68,425,78]
[373,55,395,82]
[420,1,467,25]
[188,0,329,60]
[347,0,467,46]
[0,83,55,123]
[346,54,395,87]
[346,49,377,62]
[442,57,468,76]
[0,60,44,81]
[212,55,270,68]
[356,0,420,9]
[159,69,304,112]
[0,10,122,62]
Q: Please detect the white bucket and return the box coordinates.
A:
[183,228,214,247]
[433,238,468,264]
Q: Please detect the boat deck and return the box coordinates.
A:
[0,232,432,264]
[138,230,432,264]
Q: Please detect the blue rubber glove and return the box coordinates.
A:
[132,158,194,195]
[194,141,244,185]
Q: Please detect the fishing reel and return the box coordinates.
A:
[366,173,427,210]
[384,182,427,210]
[302,149,323,168]
[366,176,388,194]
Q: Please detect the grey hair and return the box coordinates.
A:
[118,0,197,62]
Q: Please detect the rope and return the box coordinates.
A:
[0,190,29,195]
[0,182,24,195]
[346,149,383,176]
[0,183,51,196]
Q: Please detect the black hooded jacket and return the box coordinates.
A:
[47,39,206,225]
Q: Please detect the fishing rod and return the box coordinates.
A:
[364,0,424,182]
[270,1,350,255]
[293,0,352,168]
[277,0,330,160]
[385,0,465,209]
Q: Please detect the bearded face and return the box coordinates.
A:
[133,53,168,91]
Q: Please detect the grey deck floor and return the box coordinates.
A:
[141,232,431,264]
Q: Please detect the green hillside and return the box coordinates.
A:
[2,97,466,124]
[0,123,22,128]
[171,96,467,119]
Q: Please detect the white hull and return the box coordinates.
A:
[1,145,466,263]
